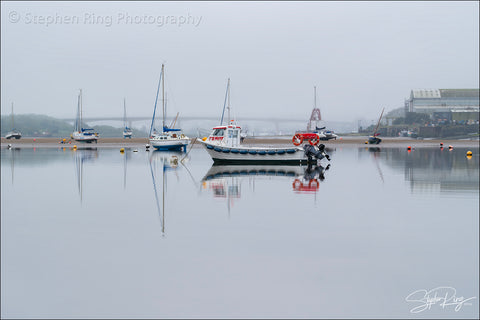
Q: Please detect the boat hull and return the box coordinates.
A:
[5,131,21,139]
[72,132,98,143]
[150,138,190,151]
[201,141,316,164]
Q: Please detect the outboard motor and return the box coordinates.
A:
[304,163,331,181]
[303,144,331,162]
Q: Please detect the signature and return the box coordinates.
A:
[406,287,476,313]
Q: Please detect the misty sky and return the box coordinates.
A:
[1,1,479,123]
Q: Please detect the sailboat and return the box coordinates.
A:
[149,64,190,151]
[122,98,133,139]
[5,102,22,140]
[71,89,99,143]
[368,108,385,144]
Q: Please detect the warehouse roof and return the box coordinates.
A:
[411,88,479,99]
[439,89,479,98]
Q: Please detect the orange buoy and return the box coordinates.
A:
[448,145,453,150]
[440,142,443,146]
[407,146,411,150]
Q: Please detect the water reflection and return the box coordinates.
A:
[149,151,183,235]
[365,147,384,183]
[360,146,479,194]
[201,163,331,205]
[73,148,98,202]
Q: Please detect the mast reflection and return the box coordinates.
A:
[73,147,98,203]
[149,151,183,235]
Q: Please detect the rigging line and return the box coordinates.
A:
[181,137,197,162]
[149,66,164,137]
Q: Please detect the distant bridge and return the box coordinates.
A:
[61,115,310,124]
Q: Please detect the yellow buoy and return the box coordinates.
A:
[364,141,368,144]
[63,138,66,142]
[73,145,77,150]
[466,150,473,156]
[120,148,125,153]
[202,137,207,141]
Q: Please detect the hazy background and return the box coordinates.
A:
[1,1,479,125]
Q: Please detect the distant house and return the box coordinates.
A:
[406,89,479,123]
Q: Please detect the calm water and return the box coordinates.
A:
[1,145,479,319]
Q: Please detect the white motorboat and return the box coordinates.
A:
[200,79,331,164]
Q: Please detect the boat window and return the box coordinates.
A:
[212,129,225,136]
[228,129,238,138]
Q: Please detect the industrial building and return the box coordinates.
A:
[406,88,479,123]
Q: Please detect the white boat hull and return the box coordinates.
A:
[201,140,314,164]
[150,137,190,151]
[5,131,21,139]
[72,132,98,143]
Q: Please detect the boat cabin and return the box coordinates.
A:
[208,123,242,147]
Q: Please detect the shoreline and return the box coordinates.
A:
[2,136,478,149]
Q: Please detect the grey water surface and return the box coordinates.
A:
[1,145,478,319]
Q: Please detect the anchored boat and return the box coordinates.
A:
[200,79,331,164]
[5,102,22,140]
[122,98,133,139]
[368,107,385,144]
[149,64,190,151]
[71,89,98,143]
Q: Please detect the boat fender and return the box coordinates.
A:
[267,150,276,155]
[258,150,267,155]
[248,150,257,155]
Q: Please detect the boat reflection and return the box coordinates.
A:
[73,147,98,203]
[201,163,331,206]
[149,151,183,235]
[360,147,479,194]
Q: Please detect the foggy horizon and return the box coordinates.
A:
[1,1,479,123]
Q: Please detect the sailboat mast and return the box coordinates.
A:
[11,102,14,129]
[162,64,165,131]
[373,107,385,135]
[314,86,317,108]
[220,78,230,125]
[123,98,127,128]
[79,89,83,130]
[149,66,163,137]
[227,78,231,122]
